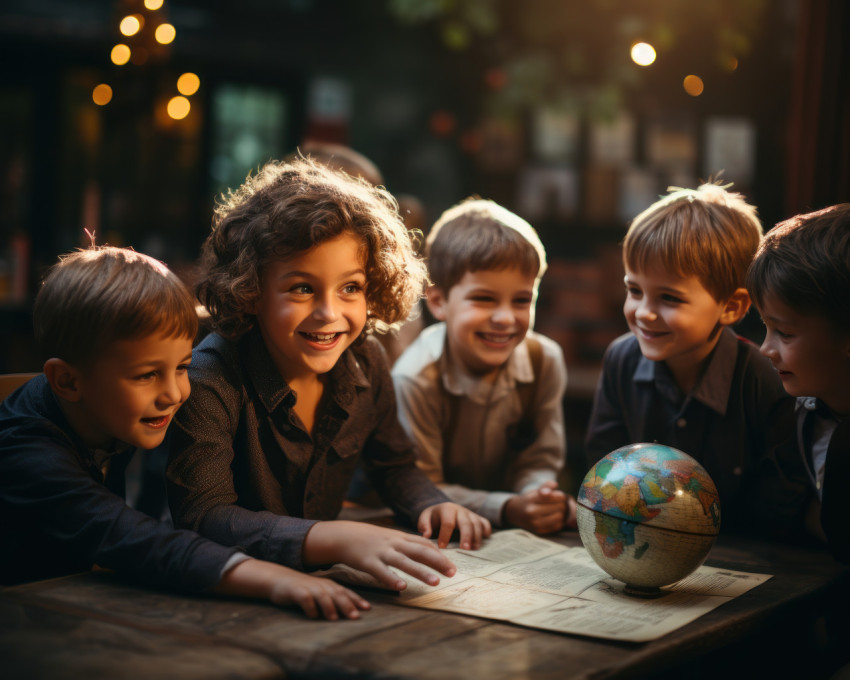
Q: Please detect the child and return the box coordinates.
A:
[746,204,850,561]
[584,183,796,531]
[391,198,574,535]
[0,246,370,621]
[167,158,491,592]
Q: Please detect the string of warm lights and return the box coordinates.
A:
[92,0,200,121]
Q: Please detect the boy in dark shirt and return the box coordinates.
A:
[0,246,369,620]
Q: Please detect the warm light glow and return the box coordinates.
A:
[144,0,164,9]
[167,95,191,120]
[92,84,113,106]
[725,56,739,71]
[176,72,200,96]
[119,14,143,36]
[683,74,705,96]
[630,42,656,66]
[155,23,176,44]
[110,44,131,66]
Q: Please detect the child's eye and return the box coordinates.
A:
[513,297,533,307]
[177,363,191,372]
[626,286,642,297]
[135,371,157,381]
[289,284,312,295]
[341,282,364,295]
[661,294,684,304]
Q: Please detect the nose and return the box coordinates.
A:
[635,297,657,321]
[759,334,777,359]
[491,303,515,326]
[312,291,340,323]
[158,372,186,407]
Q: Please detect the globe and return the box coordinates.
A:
[576,443,721,597]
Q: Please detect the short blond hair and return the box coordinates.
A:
[624,183,762,301]
[33,246,198,367]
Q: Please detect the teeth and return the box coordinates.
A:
[305,332,338,342]
[481,333,511,343]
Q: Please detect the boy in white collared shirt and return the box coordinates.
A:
[392,198,574,534]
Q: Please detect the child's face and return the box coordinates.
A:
[758,293,850,414]
[74,332,193,450]
[623,265,730,373]
[253,232,368,384]
[427,267,535,377]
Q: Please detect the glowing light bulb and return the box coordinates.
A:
[167,95,190,120]
[110,44,131,66]
[144,0,164,10]
[155,23,176,44]
[177,72,200,96]
[119,15,143,36]
[92,84,113,106]
[630,42,656,66]
[683,75,704,96]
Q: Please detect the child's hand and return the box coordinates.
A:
[215,558,371,620]
[564,493,578,530]
[503,481,569,535]
[417,502,492,550]
[304,521,457,590]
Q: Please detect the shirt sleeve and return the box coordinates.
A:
[584,338,633,470]
[507,337,567,494]
[166,350,318,570]
[0,424,238,592]
[357,341,450,525]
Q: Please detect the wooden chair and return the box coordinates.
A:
[0,373,39,402]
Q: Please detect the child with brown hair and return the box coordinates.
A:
[392,198,573,534]
[167,157,490,593]
[0,246,369,620]
[584,183,796,530]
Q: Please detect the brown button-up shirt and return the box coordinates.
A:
[167,329,448,569]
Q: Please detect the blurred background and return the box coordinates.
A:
[1,0,848,466]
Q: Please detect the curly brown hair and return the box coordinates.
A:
[197,156,427,338]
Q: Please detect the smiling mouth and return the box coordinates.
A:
[141,415,170,429]
[301,331,345,346]
[636,327,668,340]
[478,332,514,345]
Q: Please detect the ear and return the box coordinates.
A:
[43,358,83,403]
[719,288,751,327]
[425,285,448,321]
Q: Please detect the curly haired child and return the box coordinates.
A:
[167,157,491,593]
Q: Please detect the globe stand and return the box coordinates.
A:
[623,583,666,599]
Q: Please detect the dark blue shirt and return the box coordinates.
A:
[167,329,448,569]
[584,328,803,531]
[0,375,239,588]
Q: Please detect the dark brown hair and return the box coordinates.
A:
[197,156,427,338]
[747,203,850,334]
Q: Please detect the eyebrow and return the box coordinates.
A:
[279,268,366,280]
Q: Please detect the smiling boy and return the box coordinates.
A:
[392,198,574,534]
[0,246,371,620]
[584,184,796,531]
[746,204,850,560]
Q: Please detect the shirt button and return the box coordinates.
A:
[676,418,687,428]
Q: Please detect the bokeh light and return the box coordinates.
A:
[144,0,164,9]
[177,72,200,96]
[630,42,656,66]
[155,23,176,44]
[92,84,113,106]
[119,15,143,36]
[683,75,705,96]
[110,44,131,66]
[167,95,191,120]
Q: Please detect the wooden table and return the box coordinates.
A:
[2,531,849,680]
